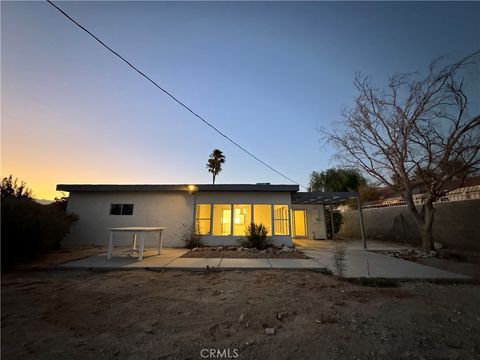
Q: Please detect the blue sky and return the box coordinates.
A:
[2,1,479,199]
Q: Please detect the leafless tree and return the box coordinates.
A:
[322,51,480,250]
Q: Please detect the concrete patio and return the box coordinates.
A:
[294,239,472,280]
[60,241,472,280]
[60,247,325,271]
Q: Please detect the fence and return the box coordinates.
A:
[338,199,480,252]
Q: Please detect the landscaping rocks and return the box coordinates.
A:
[265,327,276,335]
[181,245,309,259]
[372,249,446,260]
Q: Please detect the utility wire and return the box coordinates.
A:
[46,0,307,189]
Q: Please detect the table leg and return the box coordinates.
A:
[138,232,145,261]
[157,230,163,255]
[132,233,137,250]
[107,231,113,260]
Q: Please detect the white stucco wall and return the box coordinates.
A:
[194,191,293,247]
[291,204,327,240]
[64,190,295,248]
[65,191,194,247]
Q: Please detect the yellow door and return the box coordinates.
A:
[293,210,307,237]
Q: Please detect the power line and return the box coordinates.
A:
[46,0,307,189]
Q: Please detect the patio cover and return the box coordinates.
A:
[291,191,366,249]
[291,191,358,205]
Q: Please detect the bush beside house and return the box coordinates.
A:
[1,176,78,266]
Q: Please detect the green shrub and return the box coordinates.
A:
[1,197,78,266]
[239,223,270,250]
[181,223,203,249]
[325,209,343,239]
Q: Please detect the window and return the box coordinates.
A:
[253,204,272,236]
[110,204,134,215]
[195,204,211,235]
[233,204,251,236]
[274,205,289,235]
[212,204,232,236]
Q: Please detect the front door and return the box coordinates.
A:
[292,210,307,237]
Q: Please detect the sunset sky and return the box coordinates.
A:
[2,1,479,200]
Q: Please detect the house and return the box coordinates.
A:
[56,183,358,247]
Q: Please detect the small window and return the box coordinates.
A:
[110,204,122,215]
[121,204,134,215]
[110,204,134,216]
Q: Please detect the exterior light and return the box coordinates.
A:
[187,185,198,194]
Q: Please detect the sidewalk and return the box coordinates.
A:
[297,242,472,280]
[60,245,472,280]
[60,248,326,271]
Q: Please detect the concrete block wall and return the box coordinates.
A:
[338,199,480,251]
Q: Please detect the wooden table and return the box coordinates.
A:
[107,227,166,261]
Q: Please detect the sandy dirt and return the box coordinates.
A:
[2,270,480,360]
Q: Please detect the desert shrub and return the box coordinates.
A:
[181,223,203,249]
[239,223,270,250]
[332,242,347,277]
[325,209,343,239]
[1,197,78,266]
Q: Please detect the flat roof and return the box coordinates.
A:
[56,184,300,193]
[291,191,358,204]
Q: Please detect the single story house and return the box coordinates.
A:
[57,183,360,247]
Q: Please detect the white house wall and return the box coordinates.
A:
[291,204,327,239]
[65,191,194,247]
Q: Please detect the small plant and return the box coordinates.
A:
[181,223,203,249]
[332,242,347,277]
[239,223,270,250]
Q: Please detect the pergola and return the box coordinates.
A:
[291,191,367,249]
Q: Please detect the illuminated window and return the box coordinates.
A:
[274,205,290,235]
[213,204,232,236]
[195,204,211,235]
[253,204,272,236]
[233,204,251,236]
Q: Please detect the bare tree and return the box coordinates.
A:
[322,51,480,250]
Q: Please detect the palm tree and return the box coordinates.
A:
[206,149,226,184]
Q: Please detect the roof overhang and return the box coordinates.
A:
[56,184,300,193]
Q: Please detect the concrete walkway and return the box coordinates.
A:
[61,247,325,271]
[295,239,471,280]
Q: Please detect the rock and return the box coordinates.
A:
[192,247,200,252]
[238,313,245,323]
[245,321,250,328]
[315,320,322,324]
[237,247,243,251]
[277,312,287,320]
[281,246,292,252]
[265,327,275,335]
[434,242,444,250]
[260,250,267,254]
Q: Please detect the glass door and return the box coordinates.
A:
[292,210,307,237]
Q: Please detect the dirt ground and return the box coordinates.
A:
[2,270,480,360]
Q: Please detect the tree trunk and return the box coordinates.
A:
[213,174,216,184]
[421,201,435,251]
[403,187,435,251]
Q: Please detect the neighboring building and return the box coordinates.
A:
[362,176,480,209]
[56,183,357,247]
